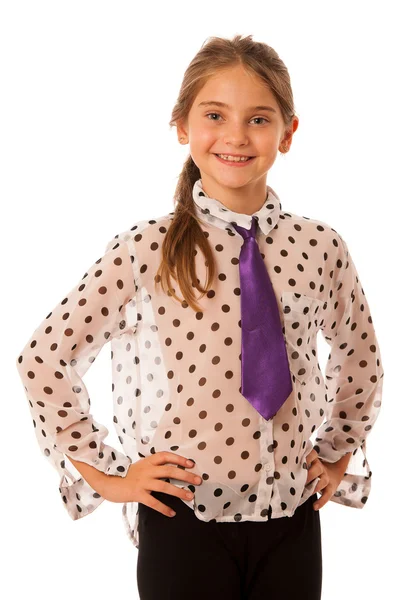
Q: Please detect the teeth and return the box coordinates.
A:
[217,154,252,162]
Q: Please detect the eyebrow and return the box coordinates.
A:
[197,100,277,113]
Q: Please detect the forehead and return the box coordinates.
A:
[194,68,279,112]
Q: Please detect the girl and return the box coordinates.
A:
[16,34,384,600]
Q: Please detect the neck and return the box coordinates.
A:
[200,175,268,215]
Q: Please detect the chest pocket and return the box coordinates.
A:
[281,291,324,385]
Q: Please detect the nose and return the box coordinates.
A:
[222,124,250,147]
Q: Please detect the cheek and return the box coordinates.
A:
[191,120,220,143]
[199,129,218,147]
[255,136,279,153]
[191,133,219,158]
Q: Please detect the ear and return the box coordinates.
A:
[176,118,189,143]
[280,116,299,151]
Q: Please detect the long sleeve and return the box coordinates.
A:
[16,235,137,520]
[314,233,384,508]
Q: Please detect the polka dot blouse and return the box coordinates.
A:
[16,177,384,549]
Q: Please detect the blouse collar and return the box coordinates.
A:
[192,178,282,236]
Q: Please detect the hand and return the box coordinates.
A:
[97,451,203,518]
[305,448,349,511]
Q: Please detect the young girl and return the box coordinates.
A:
[16,34,384,600]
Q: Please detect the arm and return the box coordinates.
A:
[64,455,111,495]
[314,234,384,508]
[16,235,137,520]
[324,450,352,473]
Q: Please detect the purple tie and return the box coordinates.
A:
[232,216,293,421]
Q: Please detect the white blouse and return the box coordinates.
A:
[16,178,384,548]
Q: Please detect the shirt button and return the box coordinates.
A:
[264,463,272,471]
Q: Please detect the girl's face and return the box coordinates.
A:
[178,64,298,207]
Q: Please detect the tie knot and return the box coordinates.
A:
[231,216,258,239]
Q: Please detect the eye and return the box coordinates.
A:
[205,112,269,124]
[252,117,269,125]
[206,112,222,121]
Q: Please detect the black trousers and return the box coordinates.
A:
[136,490,322,600]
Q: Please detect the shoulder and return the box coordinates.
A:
[278,208,347,253]
[104,211,175,253]
[279,209,353,291]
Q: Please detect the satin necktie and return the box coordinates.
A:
[231,216,293,421]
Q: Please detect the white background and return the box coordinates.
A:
[2,1,397,598]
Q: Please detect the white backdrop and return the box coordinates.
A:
[2,1,397,598]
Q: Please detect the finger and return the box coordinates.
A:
[152,451,194,469]
[305,462,316,485]
[313,486,330,511]
[305,459,323,485]
[305,465,314,485]
[142,492,177,518]
[306,450,319,469]
[313,475,324,494]
[152,478,195,501]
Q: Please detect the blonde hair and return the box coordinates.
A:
[155,34,297,312]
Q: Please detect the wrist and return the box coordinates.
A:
[335,451,352,471]
[66,455,110,493]
[321,451,352,477]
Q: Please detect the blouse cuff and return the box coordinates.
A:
[58,446,132,520]
[313,438,372,509]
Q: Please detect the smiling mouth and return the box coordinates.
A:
[213,153,256,163]
[214,153,255,158]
